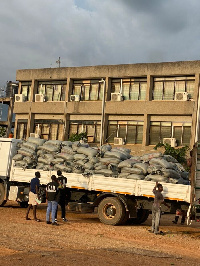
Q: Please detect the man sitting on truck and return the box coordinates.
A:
[26,171,41,222]
[151,181,170,235]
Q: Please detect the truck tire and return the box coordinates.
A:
[98,197,126,225]
[128,209,149,225]
[0,183,7,206]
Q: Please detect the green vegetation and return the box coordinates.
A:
[154,142,189,164]
[0,126,6,137]
[68,132,87,142]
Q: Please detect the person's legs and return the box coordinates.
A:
[55,205,58,220]
[52,201,58,223]
[26,204,32,219]
[33,205,38,220]
[60,199,66,219]
[154,209,161,234]
[151,207,156,233]
[46,201,52,222]
[172,215,179,224]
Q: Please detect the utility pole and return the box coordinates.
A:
[56,57,61,68]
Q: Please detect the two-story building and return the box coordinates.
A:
[14,60,200,154]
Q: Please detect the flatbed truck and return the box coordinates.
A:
[0,138,199,225]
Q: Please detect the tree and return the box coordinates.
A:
[68,132,87,142]
[154,142,189,164]
[0,126,6,137]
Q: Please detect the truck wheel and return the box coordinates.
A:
[98,197,126,225]
[0,183,7,206]
[129,209,149,225]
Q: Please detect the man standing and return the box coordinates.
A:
[55,170,68,222]
[46,175,60,226]
[26,171,41,222]
[151,181,170,235]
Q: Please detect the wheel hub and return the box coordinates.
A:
[104,204,116,219]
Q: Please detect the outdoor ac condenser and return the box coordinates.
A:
[114,137,124,145]
[30,133,40,138]
[111,93,123,101]
[15,94,25,102]
[35,94,45,102]
[70,95,80,101]
[175,92,188,101]
[163,138,176,147]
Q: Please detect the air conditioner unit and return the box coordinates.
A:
[114,137,124,145]
[163,138,177,147]
[70,95,80,102]
[35,94,45,102]
[15,94,25,102]
[30,133,40,138]
[111,93,123,101]
[175,92,188,101]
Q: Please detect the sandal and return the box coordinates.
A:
[34,218,40,222]
[26,217,31,220]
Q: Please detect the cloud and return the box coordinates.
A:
[0,0,200,90]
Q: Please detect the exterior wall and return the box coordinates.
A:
[14,60,200,151]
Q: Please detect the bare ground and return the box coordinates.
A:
[0,201,200,266]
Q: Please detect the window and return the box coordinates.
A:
[34,120,64,140]
[72,80,104,101]
[21,82,31,101]
[37,81,66,101]
[149,121,191,146]
[111,78,147,100]
[107,121,144,144]
[153,76,195,100]
[16,121,27,139]
[69,121,101,142]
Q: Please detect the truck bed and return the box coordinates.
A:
[10,167,191,203]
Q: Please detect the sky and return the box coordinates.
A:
[0,0,200,89]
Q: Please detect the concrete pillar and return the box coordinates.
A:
[65,78,70,102]
[65,113,70,140]
[13,117,18,138]
[106,77,112,101]
[31,79,37,102]
[190,73,200,148]
[18,82,22,94]
[143,114,150,146]
[100,77,107,145]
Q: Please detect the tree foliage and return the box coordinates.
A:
[154,142,189,164]
[0,126,6,137]
[68,132,87,142]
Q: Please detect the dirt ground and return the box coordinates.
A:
[0,202,200,266]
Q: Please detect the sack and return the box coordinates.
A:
[133,163,149,174]
[121,167,143,175]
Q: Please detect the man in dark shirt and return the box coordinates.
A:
[46,175,60,225]
[55,170,68,222]
[26,171,41,221]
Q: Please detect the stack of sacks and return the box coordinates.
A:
[12,139,190,185]
[12,137,46,168]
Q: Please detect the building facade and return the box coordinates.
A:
[14,61,200,154]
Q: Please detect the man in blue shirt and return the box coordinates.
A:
[26,171,41,222]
